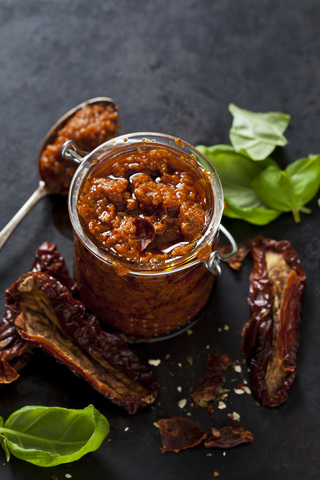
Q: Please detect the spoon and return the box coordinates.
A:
[0,97,117,251]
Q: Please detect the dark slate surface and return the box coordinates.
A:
[0,1,319,479]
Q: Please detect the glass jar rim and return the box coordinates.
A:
[68,132,224,276]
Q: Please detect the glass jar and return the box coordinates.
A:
[67,133,235,340]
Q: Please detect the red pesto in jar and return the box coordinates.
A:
[77,146,211,267]
[72,138,219,339]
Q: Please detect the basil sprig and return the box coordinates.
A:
[197,104,320,224]
[0,404,109,467]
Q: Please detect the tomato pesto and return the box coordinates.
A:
[39,103,119,194]
[77,146,211,265]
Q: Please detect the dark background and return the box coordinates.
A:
[0,1,319,479]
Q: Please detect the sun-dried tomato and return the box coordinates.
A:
[218,242,250,270]
[241,236,306,407]
[204,425,254,448]
[12,271,158,414]
[31,241,76,293]
[157,417,253,453]
[157,417,207,453]
[192,353,232,408]
[0,242,73,384]
[134,218,155,252]
[0,306,32,383]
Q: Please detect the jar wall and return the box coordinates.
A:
[74,236,215,338]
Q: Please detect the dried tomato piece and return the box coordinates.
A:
[241,236,306,407]
[218,242,250,270]
[0,242,76,384]
[31,241,76,293]
[192,353,232,408]
[12,271,158,414]
[157,417,207,453]
[134,218,155,251]
[0,305,32,383]
[204,425,254,448]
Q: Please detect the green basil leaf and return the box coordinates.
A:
[286,154,320,203]
[224,198,281,225]
[0,404,109,467]
[228,103,291,161]
[251,155,320,222]
[0,416,10,462]
[0,435,10,462]
[251,165,294,211]
[197,144,281,225]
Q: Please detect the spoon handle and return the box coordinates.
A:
[0,181,49,251]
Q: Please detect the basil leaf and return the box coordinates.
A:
[286,154,320,202]
[197,144,281,225]
[251,166,294,211]
[228,103,291,161]
[251,155,320,222]
[223,198,281,225]
[0,404,109,467]
[0,416,10,462]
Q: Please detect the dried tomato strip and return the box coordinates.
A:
[31,241,77,293]
[241,236,306,407]
[0,242,72,384]
[204,425,254,448]
[192,353,232,408]
[0,299,33,384]
[158,417,207,453]
[218,242,250,270]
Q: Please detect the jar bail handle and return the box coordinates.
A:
[205,224,237,276]
[61,140,88,165]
